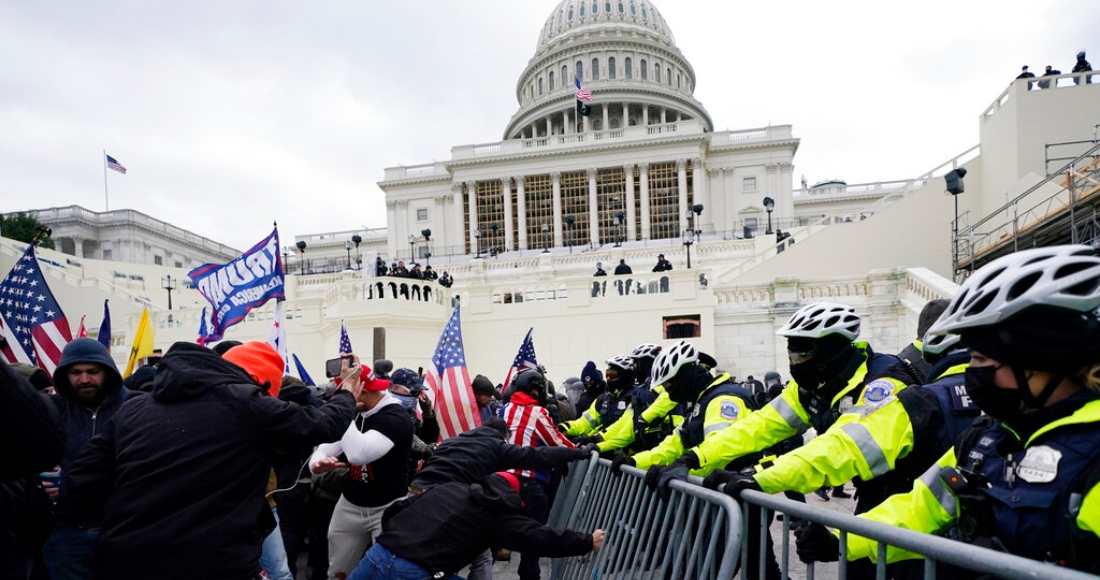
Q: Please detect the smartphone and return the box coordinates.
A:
[325,356,355,378]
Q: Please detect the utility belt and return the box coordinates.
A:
[940,466,998,544]
[631,414,676,453]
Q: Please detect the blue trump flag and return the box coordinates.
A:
[188,228,285,342]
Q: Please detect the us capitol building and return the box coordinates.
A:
[5,0,1099,383]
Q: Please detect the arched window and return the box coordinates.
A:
[605,2,611,13]
[667,68,671,84]
[592,2,598,14]
[538,77,544,95]
[641,58,647,79]
[625,57,632,79]
[549,71,555,90]
[562,65,568,84]
[592,58,600,80]
[654,64,660,83]
[576,61,584,80]
[568,7,573,20]
[618,2,624,13]
[579,4,585,16]
[631,3,637,15]
[608,57,616,79]
[677,73,681,88]
[594,119,603,130]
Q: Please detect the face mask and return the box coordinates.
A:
[666,365,700,404]
[964,365,1023,422]
[789,359,823,391]
[393,393,419,410]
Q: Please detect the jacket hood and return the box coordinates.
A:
[151,342,258,403]
[459,423,508,442]
[53,337,124,402]
[278,383,320,407]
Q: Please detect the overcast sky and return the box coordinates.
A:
[2,1,1097,252]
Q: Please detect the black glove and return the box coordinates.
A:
[794,523,840,563]
[611,455,636,477]
[701,469,739,491]
[579,443,599,456]
[418,396,434,418]
[721,473,762,501]
[652,453,699,500]
[571,434,595,446]
[644,465,663,491]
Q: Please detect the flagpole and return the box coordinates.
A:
[103,149,109,211]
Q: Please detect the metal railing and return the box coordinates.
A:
[548,456,742,580]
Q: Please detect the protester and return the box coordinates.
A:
[43,338,140,579]
[274,375,324,579]
[472,374,502,422]
[54,341,359,580]
[347,473,604,580]
[613,259,632,275]
[439,271,454,288]
[576,361,606,413]
[309,362,413,580]
[1,360,65,579]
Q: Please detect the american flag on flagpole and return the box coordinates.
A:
[264,300,289,372]
[502,328,538,389]
[106,154,127,174]
[574,76,593,101]
[0,245,73,373]
[339,321,353,355]
[424,306,478,440]
[77,316,88,338]
[196,307,209,346]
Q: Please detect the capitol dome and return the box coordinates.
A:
[504,0,712,140]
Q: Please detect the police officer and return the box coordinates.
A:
[796,245,1100,573]
[560,356,646,443]
[609,341,756,486]
[656,302,922,514]
[594,343,681,454]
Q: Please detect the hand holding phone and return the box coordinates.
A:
[325,355,356,378]
[338,354,363,398]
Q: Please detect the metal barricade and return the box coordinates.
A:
[737,490,1099,580]
[547,454,743,580]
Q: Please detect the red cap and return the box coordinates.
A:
[360,364,391,391]
[494,472,521,495]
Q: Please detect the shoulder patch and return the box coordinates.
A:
[720,400,740,420]
[861,379,895,404]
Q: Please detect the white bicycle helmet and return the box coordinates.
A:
[928,245,1100,336]
[606,355,634,372]
[631,343,662,360]
[921,331,961,359]
[650,340,698,387]
[777,302,861,341]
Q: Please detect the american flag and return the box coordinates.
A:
[77,316,88,338]
[196,307,209,346]
[339,320,353,355]
[424,306,478,440]
[0,245,73,373]
[574,76,593,101]
[502,328,538,389]
[264,300,289,372]
[106,154,127,174]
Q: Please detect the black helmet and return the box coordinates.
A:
[764,371,782,386]
[511,368,547,398]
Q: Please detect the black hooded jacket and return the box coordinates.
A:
[57,342,357,580]
[409,424,586,489]
[378,475,593,575]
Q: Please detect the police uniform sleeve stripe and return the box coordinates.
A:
[704,421,733,435]
[839,422,891,478]
[918,463,957,518]
[771,397,809,431]
[583,410,599,424]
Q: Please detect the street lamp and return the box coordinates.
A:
[343,240,352,270]
[613,211,625,247]
[489,223,499,258]
[945,168,968,281]
[473,228,482,257]
[564,215,575,253]
[352,234,362,269]
[282,246,291,275]
[541,222,550,253]
[763,197,775,235]
[682,227,695,269]
[161,275,178,310]
[421,228,432,266]
[295,240,307,274]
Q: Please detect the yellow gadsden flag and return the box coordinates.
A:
[124,309,154,377]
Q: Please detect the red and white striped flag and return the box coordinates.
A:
[77,316,88,338]
[0,245,73,373]
[574,76,593,101]
[424,306,479,440]
[502,328,538,389]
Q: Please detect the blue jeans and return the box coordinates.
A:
[517,479,550,580]
[348,543,460,580]
[260,508,294,580]
[43,525,99,580]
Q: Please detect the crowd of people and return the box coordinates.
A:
[6,243,1100,578]
[374,257,453,288]
[1016,50,1092,87]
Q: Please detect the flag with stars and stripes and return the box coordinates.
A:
[503,328,538,390]
[0,245,73,373]
[339,321,353,355]
[196,307,209,346]
[424,306,477,440]
[264,300,289,372]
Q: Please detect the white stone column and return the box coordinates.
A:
[779,162,794,225]
[396,200,409,261]
[642,105,649,126]
[516,176,528,251]
[624,164,637,241]
[722,168,735,234]
[466,181,479,255]
[602,105,609,133]
[622,102,628,129]
[639,163,651,240]
[551,171,563,247]
[502,177,514,252]
[451,183,464,256]
[72,237,84,259]
[563,110,570,135]
[677,159,689,233]
[661,108,667,124]
[386,200,398,258]
[692,158,707,232]
[588,168,599,245]
[545,117,552,138]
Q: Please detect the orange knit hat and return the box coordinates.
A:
[222,341,285,397]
